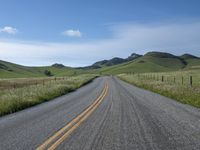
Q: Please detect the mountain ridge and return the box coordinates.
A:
[99,51,200,74]
[78,53,142,69]
[0,51,200,78]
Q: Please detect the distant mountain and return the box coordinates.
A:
[179,53,200,68]
[81,53,142,69]
[93,57,125,67]
[0,51,199,78]
[145,51,177,58]
[52,63,66,68]
[100,51,200,74]
[180,54,199,59]
[126,53,142,61]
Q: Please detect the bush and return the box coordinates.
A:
[44,70,53,76]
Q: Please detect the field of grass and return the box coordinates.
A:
[118,69,200,108]
[0,74,97,116]
[0,77,75,90]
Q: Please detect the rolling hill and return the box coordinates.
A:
[0,60,79,78]
[0,51,199,78]
[99,52,200,74]
[78,53,142,69]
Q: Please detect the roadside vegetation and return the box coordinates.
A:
[118,69,200,108]
[0,74,97,116]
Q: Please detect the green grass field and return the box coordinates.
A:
[0,74,97,116]
[118,69,200,108]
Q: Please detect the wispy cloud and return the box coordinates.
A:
[0,26,18,35]
[0,21,200,66]
[62,29,82,37]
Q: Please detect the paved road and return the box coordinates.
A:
[0,76,200,150]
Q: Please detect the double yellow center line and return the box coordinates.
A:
[37,82,109,150]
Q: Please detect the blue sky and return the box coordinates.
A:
[0,0,200,66]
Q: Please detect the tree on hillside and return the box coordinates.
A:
[44,70,53,76]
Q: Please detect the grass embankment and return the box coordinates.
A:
[0,74,97,116]
[118,69,200,108]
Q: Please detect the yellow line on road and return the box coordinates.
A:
[36,82,108,150]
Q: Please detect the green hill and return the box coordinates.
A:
[79,53,142,69]
[99,52,200,74]
[0,51,199,78]
[0,60,79,78]
[179,54,200,69]
[93,57,125,67]
[180,53,199,60]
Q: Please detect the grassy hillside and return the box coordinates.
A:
[0,60,44,78]
[181,55,200,69]
[0,60,82,78]
[0,52,199,78]
[80,53,142,69]
[100,52,200,74]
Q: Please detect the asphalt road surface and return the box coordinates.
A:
[0,76,200,150]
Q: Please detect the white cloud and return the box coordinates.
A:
[0,26,18,35]
[0,21,200,67]
[62,29,82,37]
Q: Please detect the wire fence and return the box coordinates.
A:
[125,72,200,87]
[0,77,68,90]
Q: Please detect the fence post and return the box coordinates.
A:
[174,77,175,83]
[182,76,183,85]
[43,80,45,86]
[190,76,192,86]
[162,76,164,82]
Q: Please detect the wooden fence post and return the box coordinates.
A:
[190,76,192,86]
[182,76,183,85]
[162,76,164,82]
